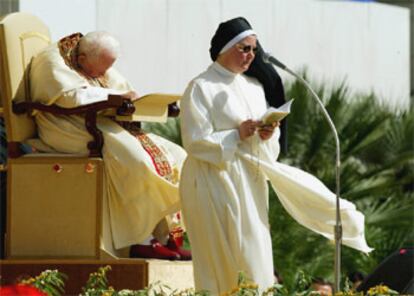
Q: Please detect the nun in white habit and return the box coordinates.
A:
[179,17,372,295]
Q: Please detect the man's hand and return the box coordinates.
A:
[257,121,279,140]
[239,119,261,141]
[121,91,139,101]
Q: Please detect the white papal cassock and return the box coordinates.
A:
[28,33,186,250]
[180,62,372,295]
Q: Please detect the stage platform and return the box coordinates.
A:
[0,259,194,294]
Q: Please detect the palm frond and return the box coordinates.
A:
[142,117,182,146]
[276,78,413,287]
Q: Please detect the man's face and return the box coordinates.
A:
[78,51,116,78]
[218,35,257,74]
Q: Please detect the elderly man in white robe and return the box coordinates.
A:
[29,31,191,260]
[179,17,371,295]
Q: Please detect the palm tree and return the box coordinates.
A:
[271,77,414,287]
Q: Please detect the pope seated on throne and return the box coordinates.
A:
[28,30,191,260]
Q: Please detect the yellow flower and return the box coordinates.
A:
[239,283,258,290]
[231,287,240,294]
[367,284,390,295]
[220,286,241,295]
[379,286,389,294]
[20,278,35,285]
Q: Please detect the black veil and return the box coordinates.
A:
[245,41,288,153]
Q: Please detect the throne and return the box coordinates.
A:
[0,11,194,293]
[0,12,139,260]
[0,12,193,294]
[0,11,181,260]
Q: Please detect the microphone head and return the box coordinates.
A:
[262,52,272,64]
[261,52,286,70]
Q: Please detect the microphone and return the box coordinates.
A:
[262,49,343,293]
[262,52,287,70]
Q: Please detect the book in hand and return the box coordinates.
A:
[261,99,294,126]
[114,93,180,123]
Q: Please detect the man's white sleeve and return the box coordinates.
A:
[55,86,125,108]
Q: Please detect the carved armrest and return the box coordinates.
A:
[12,95,135,157]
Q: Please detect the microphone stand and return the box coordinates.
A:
[265,55,342,293]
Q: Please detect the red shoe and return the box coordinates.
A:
[166,232,192,261]
[130,239,180,260]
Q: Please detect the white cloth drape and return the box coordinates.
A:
[238,151,372,252]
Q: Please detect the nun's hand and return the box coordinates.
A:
[239,119,260,141]
[258,121,279,141]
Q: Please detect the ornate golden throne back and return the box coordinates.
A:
[0,12,49,145]
[0,12,112,259]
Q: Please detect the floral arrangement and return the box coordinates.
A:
[0,269,66,296]
[0,266,401,296]
[0,284,47,296]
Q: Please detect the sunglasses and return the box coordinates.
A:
[236,44,258,54]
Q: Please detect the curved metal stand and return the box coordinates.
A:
[267,57,342,292]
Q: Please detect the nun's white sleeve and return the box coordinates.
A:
[180,82,240,168]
